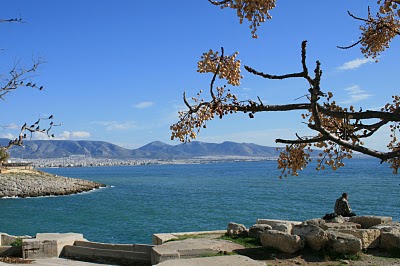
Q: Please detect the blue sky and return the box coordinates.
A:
[0,0,398,150]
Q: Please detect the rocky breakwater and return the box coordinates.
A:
[0,169,106,198]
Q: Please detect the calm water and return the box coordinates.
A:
[0,159,398,244]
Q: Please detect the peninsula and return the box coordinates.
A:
[0,168,105,198]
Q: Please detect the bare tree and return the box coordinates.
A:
[0,18,59,164]
[171,1,400,177]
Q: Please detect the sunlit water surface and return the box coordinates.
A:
[0,159,398,244]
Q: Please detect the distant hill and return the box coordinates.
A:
[0,138,281,159]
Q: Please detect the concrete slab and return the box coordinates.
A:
[151,238,244,265]
[156,255,265,266]
[153,230,225,245]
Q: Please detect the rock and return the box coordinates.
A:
[336,229,380,249]
[302,218,326,228]
[370,222,400,234]
[273,222,292,234]
[257,219,301,228]
[380,231,400,251]
[326,230,362,254]
[349,216,392,229]
[293,224,328,251]
[260,230,305,254]
[248,224,272,239]
[227,222,248,237]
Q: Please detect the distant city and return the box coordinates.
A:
[16,155,275,168]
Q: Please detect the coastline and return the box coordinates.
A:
[0,169,106,198]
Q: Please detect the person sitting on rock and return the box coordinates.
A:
[334,192,356,217]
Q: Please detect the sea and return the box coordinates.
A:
[0,158,398,244]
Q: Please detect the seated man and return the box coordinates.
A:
[334,192,356,217]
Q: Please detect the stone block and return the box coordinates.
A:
[326,230,362,254]
[337,229,380,249]
[380,231,400,251]
[260,230,305,254]
[248,224,272,239]
[322,222,360,230]
[22,232,85,259]
[349,216,392,229]
[293,224,328,251]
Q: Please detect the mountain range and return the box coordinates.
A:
[0,139,281,159]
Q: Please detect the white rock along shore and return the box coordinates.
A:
[0,169,106,198]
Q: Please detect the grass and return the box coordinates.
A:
[166,233,212,242]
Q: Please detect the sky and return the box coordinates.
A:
[0,0,398,151]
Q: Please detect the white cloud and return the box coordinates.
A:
[242,87,252,91]
[54,131,91,140]
[0,133,15,139]
[59,131,71,140]
[5,123,19,130]
[337,58,374,70]
[71,131,91,138]
[93,121,137,131]
[340,85,372,104]
[133,101,154,109]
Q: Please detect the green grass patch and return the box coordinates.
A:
[166,234,208,242]
[10,238,22,247]
[219,235,262,248]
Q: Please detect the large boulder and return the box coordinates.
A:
[336,229,381,249]
[260,230,305,254]
[380,231,400,251]
[349,216,392,229]
[248,224,272,239]
[226,222,248,237]
[326,230,362,254]
[293,224,328,251]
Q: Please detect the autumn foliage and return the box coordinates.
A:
[171,1,400,177]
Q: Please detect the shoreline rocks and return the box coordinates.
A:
[0,169,106,198]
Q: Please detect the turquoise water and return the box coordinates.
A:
[0,159,398,244]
